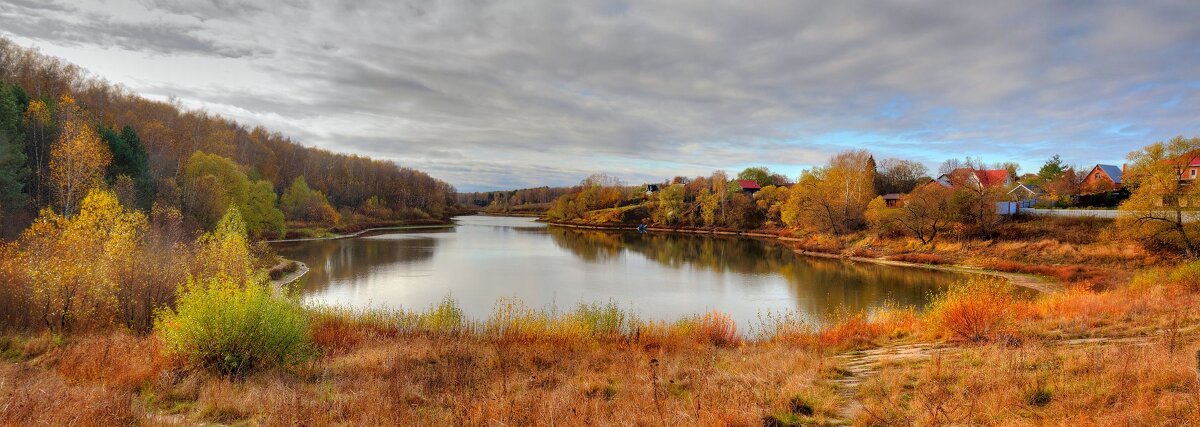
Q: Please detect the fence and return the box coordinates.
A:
[1019,208,1120,219]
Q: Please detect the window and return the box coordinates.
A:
[1192,169,1197,178]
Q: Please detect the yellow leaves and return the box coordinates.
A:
[192,207,262,284]
[23,99,51,128]
[10,189,148,331]
[49,96,112,216]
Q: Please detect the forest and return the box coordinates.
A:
[0,37,455,239]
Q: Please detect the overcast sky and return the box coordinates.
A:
[2,0,1198,191]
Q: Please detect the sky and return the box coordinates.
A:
[1,0,1198,191]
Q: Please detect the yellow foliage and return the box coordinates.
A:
[49,95,112,215]
[14,189,146,331]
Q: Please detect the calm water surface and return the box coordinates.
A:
[273,216,969,326]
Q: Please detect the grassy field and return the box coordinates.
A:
[1,257,1198,425]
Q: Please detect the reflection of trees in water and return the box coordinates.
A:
[273,235,438,293]
[547,227,968,314]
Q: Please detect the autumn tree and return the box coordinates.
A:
[192,207,261,284]
[179,151,287,236]
[22,98,53,207]
[782,150,877,234]
[49,95,111,216]
[754,184,789,226]
[1118,136,1200,257]
[280,176,339,224]
[866,184,954,244]
[12,189,146,331]
[737,167,773,187]
[245,180,286,237]
[652,184,685,225]
[181,151,249,229]
[874,158,927,195]
[943,168,1006,237]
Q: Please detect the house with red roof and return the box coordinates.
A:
[737,179,761,195]
[929,168,1012,190]
[1178,151,1200,182]
[1081,164,1124,193]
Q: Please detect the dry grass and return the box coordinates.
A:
[2,260,1199,424]
[857,342,1200,425]
[0,331,841,425]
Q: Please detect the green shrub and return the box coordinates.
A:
[155,277,312,376]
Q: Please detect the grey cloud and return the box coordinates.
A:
[3,0,1199,190]
[0,1,264,57]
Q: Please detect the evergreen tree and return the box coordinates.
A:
[0,83,30,215]
[99,125,153,209]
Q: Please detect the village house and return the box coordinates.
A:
[738,179,761,195]
[1080,164,1123,192]
[1008,183,1046,207]
[929,168,1012,190]
[882,193,903,207]
[1178,151,1200,182]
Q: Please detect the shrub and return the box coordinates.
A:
[155,277,312,376]
[927,278,1016,343]
[696,310,740,347]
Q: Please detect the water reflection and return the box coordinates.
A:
[547,227,965,316]
[273,216,968,326]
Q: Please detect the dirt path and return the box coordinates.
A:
[828,326,1199,422]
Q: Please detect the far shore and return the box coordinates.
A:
[541,220,1057,293]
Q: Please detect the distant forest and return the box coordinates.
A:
[0,38,455,238]
[457,186,574,211]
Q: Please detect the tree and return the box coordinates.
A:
[1036,155,1065,183]
[942,168,1005,237]
[1118,136,1200,257]
[782,150,877,234]
[180,151,284,236]
[652,184,685,225]
[754,185,789,226]
[244,180,286,237]
[22,98,53,207]
[866,184,954,244]
[13,189,146,331]
[874,158,927,195]
[99,125,152,209]
[737,167,773,187]
[49,95,111,216]
[0,83,28,218]
[699,188,719,227]
[181,151,249,229]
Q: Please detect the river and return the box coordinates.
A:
[272,215,969,327]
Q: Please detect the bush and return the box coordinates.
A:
[154,278,312,376]
[927,278,1016,343]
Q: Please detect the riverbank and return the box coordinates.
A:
[3,257,1198,425]
[264,223,456,243]
[544,220,1060,293]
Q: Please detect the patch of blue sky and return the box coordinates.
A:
[876,95,912,119]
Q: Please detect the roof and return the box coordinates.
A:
[1008,183,1045,195]
[1095,164,1123,184]
[738,179,761,190]
[881,193,903,200]
[973,170,1010,187]
[937,168,1009,189]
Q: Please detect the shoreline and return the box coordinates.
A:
[264,223,457,243]
[543,220,1059,293]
